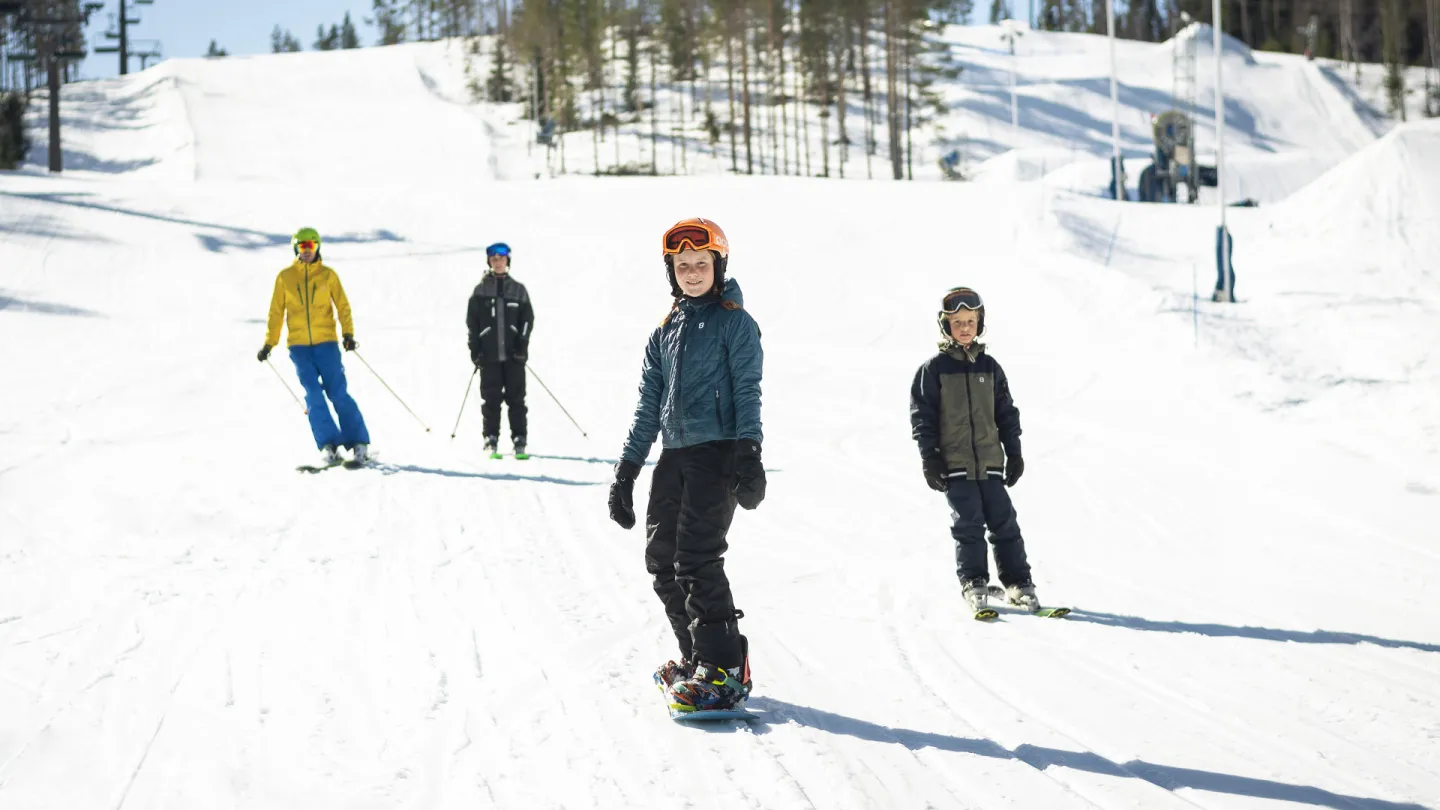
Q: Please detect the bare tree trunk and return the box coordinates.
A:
[885,0,903,179]
[727,11,739,173]
[651,38,660,174]
[903,21,912,180]
[836,26,849,179]
[742,7,754,174]
[819,45,831,177]
[1428,0,1439,91]
[594,85,602,174]
[794,2,806,175]
[779,4,790,175]
[860,13,875,179]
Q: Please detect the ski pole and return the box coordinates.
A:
[352,350,431,432]
[450,367,478,439]
[526,364,587,438]
[266,357,307,415]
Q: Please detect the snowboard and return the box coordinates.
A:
[668,702,757,722]
[987,585,1071,618]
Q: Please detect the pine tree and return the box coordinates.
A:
[341,12,362,48]
[206,39,229,58]
[368,0,408,45]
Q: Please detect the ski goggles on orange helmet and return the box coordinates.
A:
[662,219,728,257]
[941,287,984,313]
[294,240,318,252]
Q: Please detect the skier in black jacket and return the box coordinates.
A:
[466,243,535,458]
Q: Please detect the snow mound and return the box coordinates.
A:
[968,147,1084,184]
[1164,22,1257,66]
[1270,119,1440,257]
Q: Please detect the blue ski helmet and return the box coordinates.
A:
[486,242,511,266]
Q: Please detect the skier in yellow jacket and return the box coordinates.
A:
[257,227,370,466]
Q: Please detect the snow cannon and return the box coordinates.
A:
[1138,110,1218,204]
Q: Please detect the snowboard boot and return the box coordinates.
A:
[668,661,751,713]
[653,658,691,693]
[1003,582,1040,612]
[351,443,369,465]
[483,435,501,459]
[668,636,751,713]
[512,436,529,461]
[321,444,343,466]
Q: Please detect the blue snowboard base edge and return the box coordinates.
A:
[669,706,756,722]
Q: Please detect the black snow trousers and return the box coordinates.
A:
[479,360,527,440]
[947,478,1032,587]
[644,440,746,669]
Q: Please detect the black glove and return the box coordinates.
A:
[922,456,947,492]
[1005,456,1024,488]
[731,440,766,510]
[257,345,272,362]
[513,341,528,363]
[609,460,641,530]
[342,334,357,352]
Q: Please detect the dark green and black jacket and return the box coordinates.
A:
[910,341,1022,481]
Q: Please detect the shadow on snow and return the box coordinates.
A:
[734,697,1425,810]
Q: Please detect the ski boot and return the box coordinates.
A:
[653,658,691,693]
[352,443,369,463]
[963,578,998,620]
[513,436,529,461]
[483,435,501,460]
[321,444,343,466]
[1003,582,1040,612]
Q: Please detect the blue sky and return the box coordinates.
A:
[79,0,376,80]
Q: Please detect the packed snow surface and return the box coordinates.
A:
[2,33,1437,810]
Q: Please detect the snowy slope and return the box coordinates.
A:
[3,35,1439,810]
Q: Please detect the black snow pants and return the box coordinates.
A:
[479,360,527,440]
[644,440,746,669]
[947,478,1032,587]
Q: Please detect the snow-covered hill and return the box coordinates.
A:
[2,29,1437,810]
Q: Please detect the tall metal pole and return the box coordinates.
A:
[1107,0,1121,199]
[48,49,61,172]
[119,0,128,75]
[1213,0,1230,300]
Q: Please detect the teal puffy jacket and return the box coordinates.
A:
[621,278,764,464]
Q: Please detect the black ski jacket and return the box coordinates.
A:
[466,273,534,365]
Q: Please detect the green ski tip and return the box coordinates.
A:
[973,608,1000,621]
[514,452,530,460]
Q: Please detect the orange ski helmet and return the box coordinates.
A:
[662,217,729,297]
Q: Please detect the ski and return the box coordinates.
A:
[987,586,1070,618]
[296,461,342,473]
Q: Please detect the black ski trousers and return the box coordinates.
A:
[644,440,745,669]
[479,360,527,440]
[947,478,1032,587]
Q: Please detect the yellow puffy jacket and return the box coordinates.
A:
[265,260,355,348]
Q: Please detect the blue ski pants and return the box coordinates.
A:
[289,342,370,450]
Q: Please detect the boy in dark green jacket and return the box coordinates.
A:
[909,287,1043,617]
